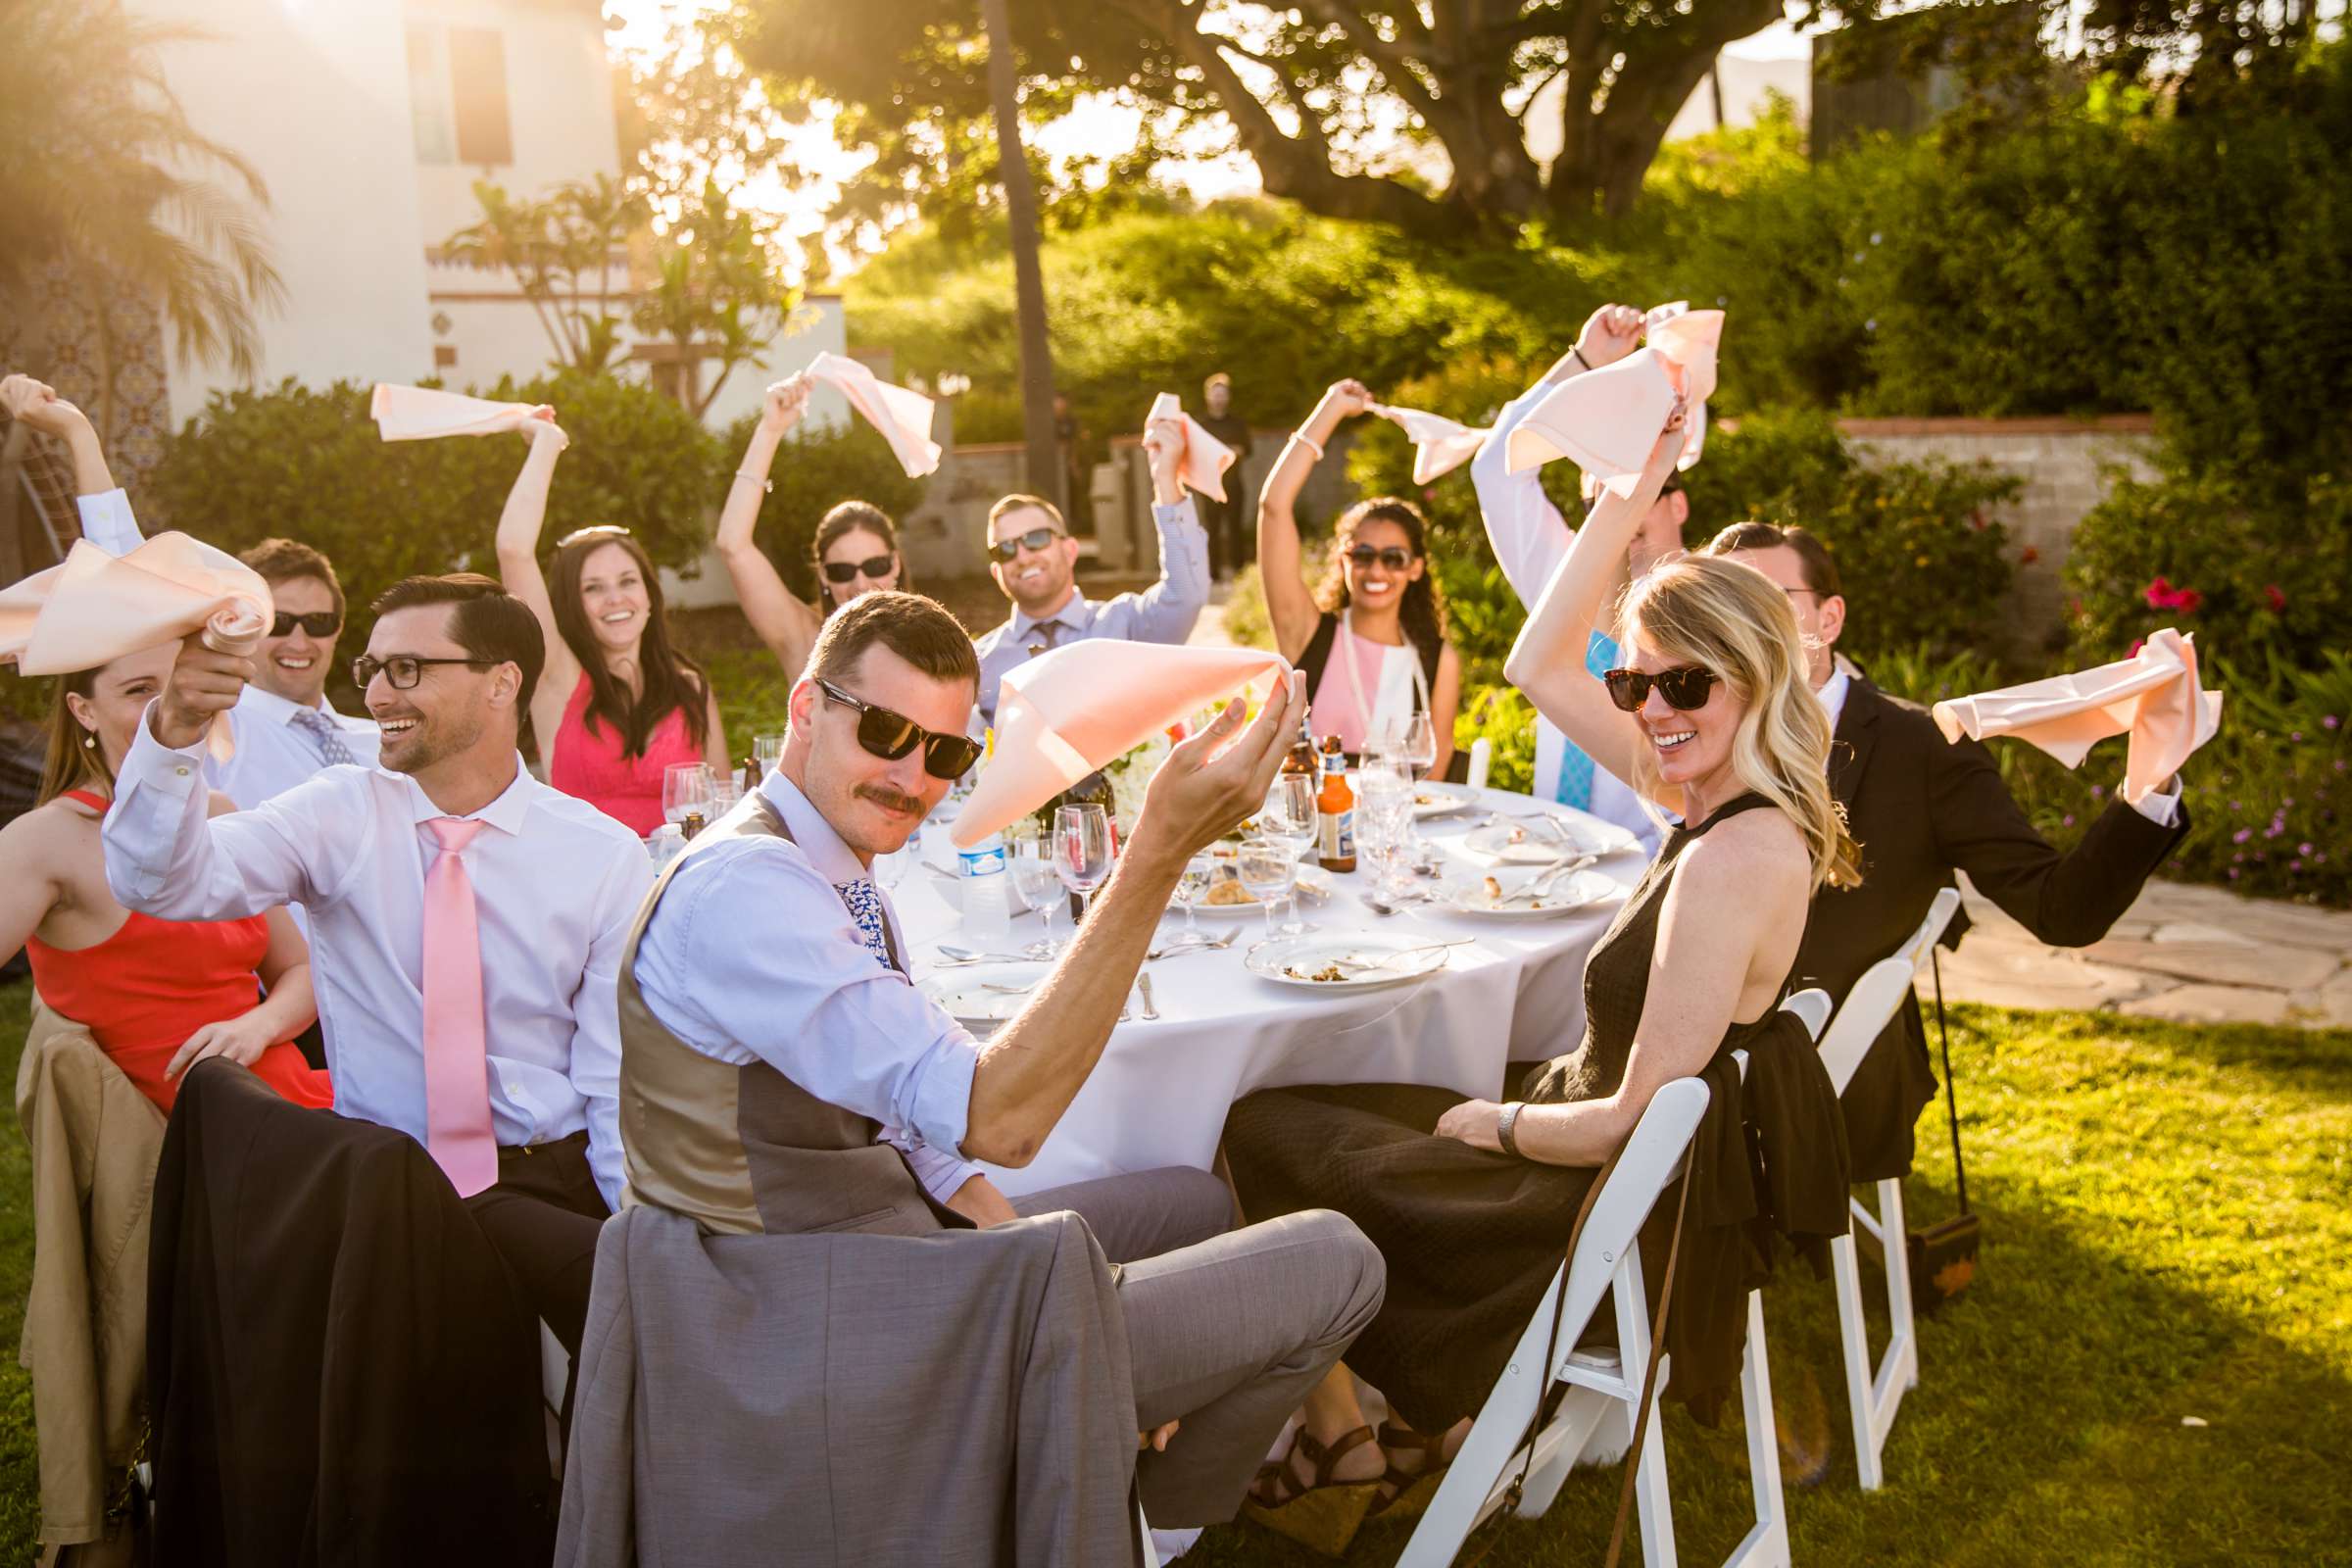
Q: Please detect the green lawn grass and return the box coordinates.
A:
[0,986,2342,1564]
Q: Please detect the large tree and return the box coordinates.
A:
[729,0,2327,238]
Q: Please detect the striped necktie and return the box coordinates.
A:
[1552,629,1621,811]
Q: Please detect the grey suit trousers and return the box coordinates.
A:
[1017,1167,1385,1527]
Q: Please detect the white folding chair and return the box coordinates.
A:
[1811,887,1961,1491]
[1465,736,1493,792]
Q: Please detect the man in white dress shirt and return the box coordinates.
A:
[626,592,1384,1525]
[103,572,650,1351]
[210,539,381,808]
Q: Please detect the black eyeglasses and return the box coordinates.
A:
[1602,665,1720,713]
[989,527,1064,564]
[353,655,495,691]
[822,554,896,585]
[1345,545,1413,571]
[270,611,342,639]
[815,678,983,780]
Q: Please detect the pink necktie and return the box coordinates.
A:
[422,817,499,1197]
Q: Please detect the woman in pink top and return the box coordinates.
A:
[491,410,727,836]
[1258,378,1460,770]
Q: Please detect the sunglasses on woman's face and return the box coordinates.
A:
[989,526,1064,564]
[1602,665,1720,713]
[269,611,342,639]
[821,554,896,585]
[815,678,983,780]
[1345,545,1413,571]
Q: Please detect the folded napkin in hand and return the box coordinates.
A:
[951,642,1292,847]
[1146,392,1238,502]
[1504,304,1726,492]
[806,351,943,479]
[1931,628,2223,805]
[1369,404,1490,484]
[0,534,274,762]
[370,383,538,441]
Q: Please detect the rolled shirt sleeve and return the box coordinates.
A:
[632,840,983,1158]
[1113,497,1211,644]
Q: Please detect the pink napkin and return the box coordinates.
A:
[806,351,943,479]
[950,642,1292,847]
[1369,404,1490,484]
[1147,393,1237,502]
[1931,628,2223,805]
[0,533,273,762]
[370,383,537,441]
[1504,304,1726,492]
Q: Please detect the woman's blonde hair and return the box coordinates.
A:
[1616,555,1861,893]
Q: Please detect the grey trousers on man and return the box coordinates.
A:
[1015,1168,1386,1527]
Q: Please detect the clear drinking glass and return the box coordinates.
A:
[1054,803,1115,929]
[1399,711,1439,783]
[1354,766,1415,902]
[1172,854,1214,940]
[1237,836,1297,942]
[662,761,714,826]
[752,733,785,777]
[1010,825,1067,956]
[1261,773,1320,933]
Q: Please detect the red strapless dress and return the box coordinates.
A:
[546,672,701,837]
[26,794,332,1114]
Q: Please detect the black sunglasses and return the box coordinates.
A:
[822,554,896,585]
[270,611,342,639]
[1345,545,1413,571]
[989,526,1064,564]
[353,654,494,691]
[816,678,983,780]
[1602,665,1720,713]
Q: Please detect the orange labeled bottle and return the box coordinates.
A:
[1315,735,1356,871]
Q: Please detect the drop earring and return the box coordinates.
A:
[81,732,96,750]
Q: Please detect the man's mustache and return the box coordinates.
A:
[855,783,926,814]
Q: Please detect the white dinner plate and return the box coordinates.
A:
[1461,815,1638,864]
[1441,865,1620,918]
[1243,932,1456,991]
[917,961,1053,1025]
[1191,863,1333,917]
[1411,784,1476,820]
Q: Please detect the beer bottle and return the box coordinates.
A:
[1315,735,1356,872]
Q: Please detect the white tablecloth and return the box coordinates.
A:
[894,787,1649,1198]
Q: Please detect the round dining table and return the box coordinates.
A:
[893,785,1651,1198]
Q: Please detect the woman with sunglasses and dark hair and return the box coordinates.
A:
[1258,379,1459,775]
[492,408,727,836]
[713,376,913,684]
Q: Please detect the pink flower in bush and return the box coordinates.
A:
[2265,584,2287,612]
[2143,575,2175,609]
[2141,576,2203,613]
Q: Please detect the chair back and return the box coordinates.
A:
[1816,887,1963,1097]
[1779,988,1833,1044]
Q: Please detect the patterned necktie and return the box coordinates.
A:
[1552,629,1622,812]
[421,818,500,1197]
[291,708,359,767]
[1025,618,1063,660]
[836,878,899,974]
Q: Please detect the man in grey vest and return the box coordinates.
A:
[625,590,1383,1526]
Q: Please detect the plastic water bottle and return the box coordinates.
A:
[957,831,1011,943]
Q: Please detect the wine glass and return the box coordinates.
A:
[1009,824,1067,956]
[1171,854,1214,942]
[1054,803,1115,929]
[1237,837,1297,943]
[752,733,785,777]
[1355,764,1416,903]
[662,761,713,827]
[1260,773,1319,934]
[1398,711,1439,783]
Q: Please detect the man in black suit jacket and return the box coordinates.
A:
[1705,522,2191,1179]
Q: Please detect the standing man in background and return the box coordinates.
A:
[1196,372,1256,581]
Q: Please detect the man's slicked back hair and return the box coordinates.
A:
[370,572,547,710]
[1704,520,1844,600]
[806,590,980,693]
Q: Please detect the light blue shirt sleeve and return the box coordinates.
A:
[1102,498,1211,645]
[632,839,982,1156]
[568,845,649,1209]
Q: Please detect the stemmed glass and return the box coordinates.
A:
[1398,711,1439,782]
[1010,823,1068,956]
[1260,773,1319,934]
[1171,854,1214,942]
[662,762,713,828]
[1237,837,1297,943]
[1054,803,1115,930]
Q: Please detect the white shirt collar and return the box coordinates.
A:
[760,768,868,884]
[398,754,538,837]
[1816,664,1852,730]
[238,683,342,727]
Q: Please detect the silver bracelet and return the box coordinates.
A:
[733,470,772,493]
[1287,429,1326,462]
[1495,1101,1526,1158]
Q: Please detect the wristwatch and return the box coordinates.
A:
[1495,1101,1526,1158]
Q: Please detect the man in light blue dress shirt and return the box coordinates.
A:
[628,592,1383,1525]
[970,420,1211,726]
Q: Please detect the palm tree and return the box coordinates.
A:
[976,0,1060,509]
[0,0,282,430]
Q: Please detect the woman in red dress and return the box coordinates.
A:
[490,408,727,836]
[2,645,331,1113]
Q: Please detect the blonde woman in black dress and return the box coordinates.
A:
[1224,402,1860,1551]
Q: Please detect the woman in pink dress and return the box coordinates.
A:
[491,409,727,836]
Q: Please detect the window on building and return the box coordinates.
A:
[407,24,512,169]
